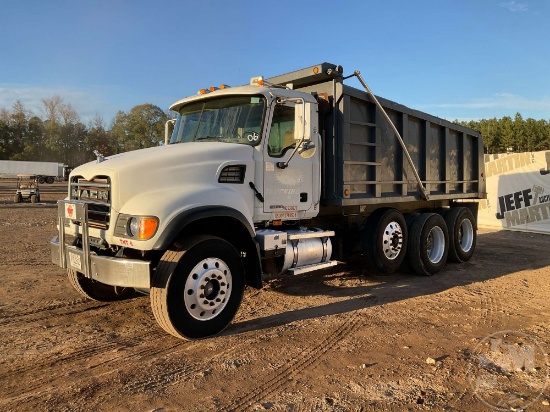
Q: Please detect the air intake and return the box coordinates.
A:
[218,165,246,184]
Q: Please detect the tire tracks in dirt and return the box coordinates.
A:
[0,298,104,327]
[0,291,274,406]
[0,328,186,407]
[217,310,367,412]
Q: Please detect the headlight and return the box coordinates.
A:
[128,217,140,237]
[118,215,159,240]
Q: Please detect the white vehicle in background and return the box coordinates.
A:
[51,63,485,340]
[0,160,70,183]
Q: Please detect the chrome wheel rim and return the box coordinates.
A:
[426,226,445,264]
[184,257,232,321]
[459,218,474,253]
[382,221,404,260]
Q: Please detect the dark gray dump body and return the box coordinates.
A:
[268,63,486,207]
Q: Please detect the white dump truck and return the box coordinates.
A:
[51,63,485,340]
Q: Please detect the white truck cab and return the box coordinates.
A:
[51,67,336,340]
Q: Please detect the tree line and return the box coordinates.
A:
[456,113,550,154]
[1,97,549,167]
[0,96,169,167]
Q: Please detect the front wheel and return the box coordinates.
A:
[150,235,245,340]
[67,269,134,301]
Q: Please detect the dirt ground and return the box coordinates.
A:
[0,179,549,412]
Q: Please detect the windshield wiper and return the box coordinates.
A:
[195,136,221,141]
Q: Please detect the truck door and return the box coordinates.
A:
[263,99,317,219]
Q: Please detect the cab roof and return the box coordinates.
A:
[169,85,317,113]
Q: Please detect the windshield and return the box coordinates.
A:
[170,95,266,145]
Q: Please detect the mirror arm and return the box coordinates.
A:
[276,97,307,169]
[164,119,176,146]
[276,135,306,169]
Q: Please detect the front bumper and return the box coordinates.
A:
[51,200,151,289]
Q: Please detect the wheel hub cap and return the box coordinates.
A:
[184,257,232,321]
[382,222,403,260]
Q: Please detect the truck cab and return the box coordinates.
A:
[51,66,335,340]
[168,82,321,223]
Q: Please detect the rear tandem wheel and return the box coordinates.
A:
[363,208,408,274]
[407,213,449,276]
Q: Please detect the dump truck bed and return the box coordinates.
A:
[269,63,486,207]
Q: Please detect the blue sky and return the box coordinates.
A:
[1,0,549,125]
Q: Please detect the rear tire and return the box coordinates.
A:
[14,194,21,203]
[38,177,45,184]
[46,176,55,184]
[150,235,245,340]
[407,213,449,276]
[67,269,134,301]
[30,195,37,203]
[363,208,408,274]
[445,207,476,262]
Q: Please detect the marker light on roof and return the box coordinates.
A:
[220,84,230,89]
[250,76,264,86]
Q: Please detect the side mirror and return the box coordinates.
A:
[164,119,176,146]
[298,140,316,158]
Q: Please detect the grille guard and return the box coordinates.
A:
[51,200,151,289]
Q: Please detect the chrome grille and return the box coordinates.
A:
[70,176,111,229]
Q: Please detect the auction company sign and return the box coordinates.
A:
[478,150,550,234]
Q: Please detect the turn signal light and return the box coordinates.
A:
[128,216,159,240]
[138,217,159,240]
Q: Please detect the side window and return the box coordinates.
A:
[268,104,295,157]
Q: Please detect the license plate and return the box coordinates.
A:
[69,252,82,270]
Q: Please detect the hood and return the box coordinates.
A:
[71,142,255,210]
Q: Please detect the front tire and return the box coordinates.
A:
[67,269,133,301]
[150,235,245,340]
[407,213,449,276]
